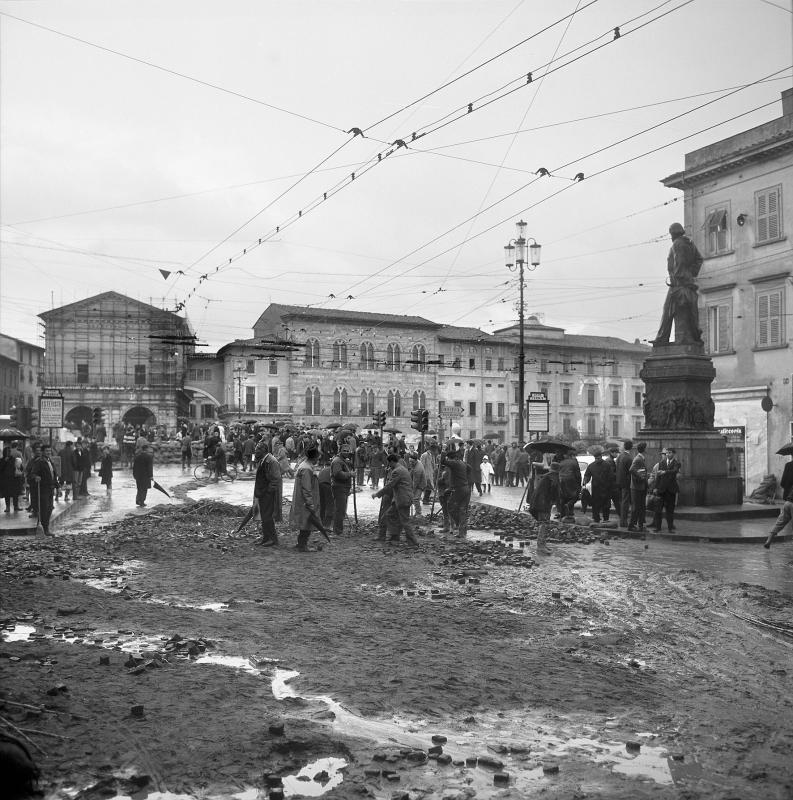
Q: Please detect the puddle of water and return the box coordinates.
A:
[282,757,347,797]
[1,623,36,642]
[195,654,262,675]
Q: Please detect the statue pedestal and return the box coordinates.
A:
[638,343,742,506]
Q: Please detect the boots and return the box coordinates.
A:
[296,531,310,551]
[537,524,552,555]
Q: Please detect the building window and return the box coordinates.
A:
[704,301,732,353]
[332,341,348,368]
[469,401,476,416]
[540,359,548,373]
[410,344,426,372]
[485,402,493,418]
[587,416,597,435]
[269,359,278,375]
[387,343,401,371]
[333,387,348,415]
[611,417,620,437]
[538,382,550,396]
[587,387,596,406]
[76,363,88,383]
[413,390,426,409]
[586,358,595,376]
[437,354,445,367]
[305,339,320,367]
[485,358,492,371]
[562,415,573,434]
[201,404,215,419]
[359,341,375,370]
[246,359,255,374]
[452,358,461,370]
[388,389,402,417]
[497,357,504,371]
[497,402,505,418]
[705,206,730,255]
[305,387,320,415]
[245,386,256,412]
[610,361,619,376]
[756,288,783,348]
[360,389,375,417]
[755,185,782,244]
[562,386,571,405]
[469,358,476,370]
[611,388,620,406]
[268,387,278,412]
[634,390,642,408]
[134,364,146,386]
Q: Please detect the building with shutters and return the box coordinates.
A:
[661,89,793,492]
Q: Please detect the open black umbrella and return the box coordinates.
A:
[776,442,793,456]
[383,427,402,435]
[0,427,28,440]
[525,437,572,455]
[325,422,343,430]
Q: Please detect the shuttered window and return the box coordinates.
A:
[701,303,732,353]
[705,208,729,254]
[755,186,782,244]
[757,289,783,347]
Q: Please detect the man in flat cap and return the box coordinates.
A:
[653,222,704,346]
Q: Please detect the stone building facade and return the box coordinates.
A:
[39,292,194,432]
[661,89,793,491]
[188,305,648,444]
[0,335,45,422]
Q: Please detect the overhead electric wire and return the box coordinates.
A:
[336,66,789,301]
[170,0,698,310]
[361,0,601,132]
[0,10,346,134]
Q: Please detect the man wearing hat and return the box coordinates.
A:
[529,461,561,555]
[615,440,634,528]
[583,446,615,523]
[652,222,704,345]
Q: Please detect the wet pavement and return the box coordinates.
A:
[4,465,790,596]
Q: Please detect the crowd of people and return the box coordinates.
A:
[3,419,791,548]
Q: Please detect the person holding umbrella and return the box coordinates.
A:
[253,443,282,546]
[133,444,154,507]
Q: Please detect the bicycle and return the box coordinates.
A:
[194,459,238,483]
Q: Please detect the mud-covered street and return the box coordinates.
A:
[2,476,792,800]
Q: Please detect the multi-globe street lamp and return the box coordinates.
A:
[504,220,541,442]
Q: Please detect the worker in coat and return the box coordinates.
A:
[289,446,324,552]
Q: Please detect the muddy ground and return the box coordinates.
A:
[1,492,792,800]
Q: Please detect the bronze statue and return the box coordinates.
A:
[652,223,703,345]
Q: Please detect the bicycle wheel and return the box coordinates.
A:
[222,465,238,482]
[193,464,211,481]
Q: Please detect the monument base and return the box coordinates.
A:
[637,431,742,506]
[639,343,741,506]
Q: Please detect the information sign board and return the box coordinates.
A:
[526,391,549,433]
[439,405,465,418]
[39,392,64,429]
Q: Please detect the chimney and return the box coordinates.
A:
[783,88,793,117]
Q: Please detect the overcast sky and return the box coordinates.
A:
[1,0,791,351]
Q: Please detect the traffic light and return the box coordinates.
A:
[372,413,380,429]
[378,410,386,427]
[93,407,103,427]
[28,408,38,432]
[9,405,17,428]
[420,409,429,432]
[410,409,421,431]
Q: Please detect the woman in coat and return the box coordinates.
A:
[289,446,324,552]
[98,446,113,495]
[1,446,19,512]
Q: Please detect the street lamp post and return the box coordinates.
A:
[233,362,246,420]
[504,220,541,442]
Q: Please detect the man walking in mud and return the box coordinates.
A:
[253,443,282,546]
